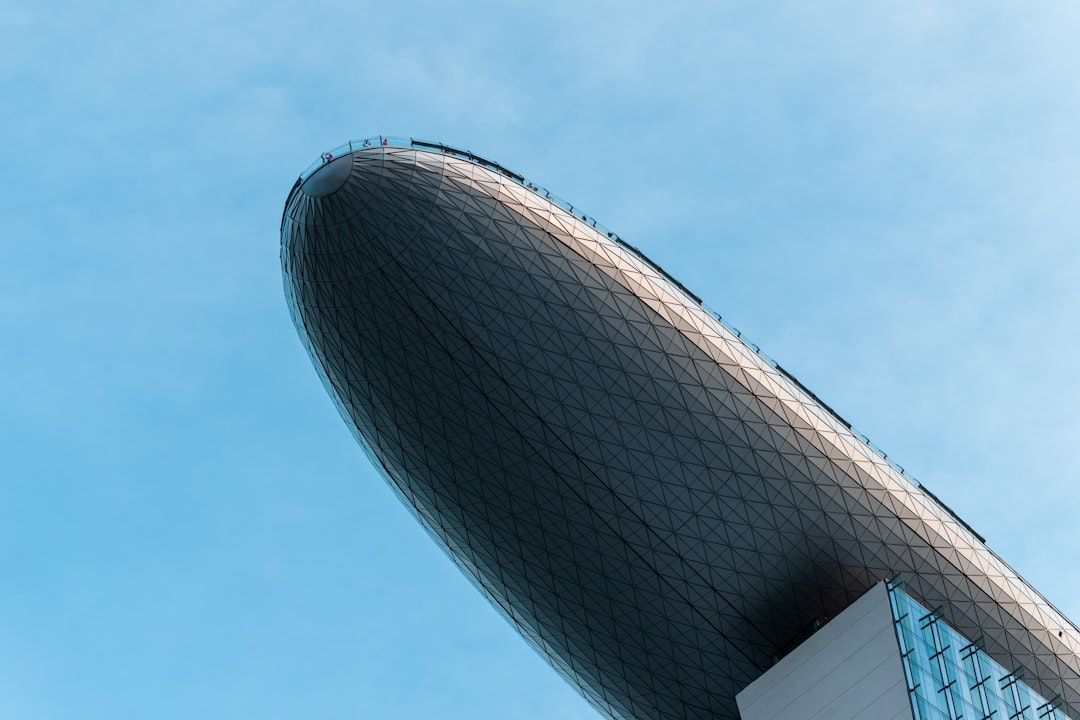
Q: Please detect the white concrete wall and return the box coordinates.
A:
[735,583,912,720]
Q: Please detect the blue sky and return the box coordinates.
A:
[3,1,1080,718]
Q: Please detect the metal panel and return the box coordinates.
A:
[736,583,911,720]
[281,142,1080,720]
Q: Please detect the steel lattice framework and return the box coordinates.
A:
[281,141,1080,720]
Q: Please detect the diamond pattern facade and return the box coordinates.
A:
[281,140,1080,720]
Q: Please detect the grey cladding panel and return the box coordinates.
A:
[736,583,912,720]
[282,145,1080,720]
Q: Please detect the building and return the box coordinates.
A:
[280,137,1080,720]
[735,578,1067,720]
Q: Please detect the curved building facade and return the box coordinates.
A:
[281,138,1080,720]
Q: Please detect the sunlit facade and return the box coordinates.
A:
[281,137,1080,720]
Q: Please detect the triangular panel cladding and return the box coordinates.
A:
[282,143,1080,720]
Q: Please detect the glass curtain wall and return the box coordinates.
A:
[888,579,1069,720]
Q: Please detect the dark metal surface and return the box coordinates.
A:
[282,145,1080,720]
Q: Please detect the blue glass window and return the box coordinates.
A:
[889,579,1069,720]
